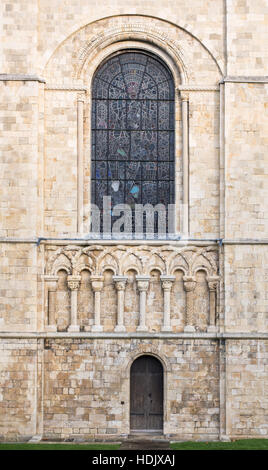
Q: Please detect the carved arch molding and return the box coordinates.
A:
[45,244,218,276]
[44,16,222,84]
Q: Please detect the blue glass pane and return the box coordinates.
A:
[92,78,109,99]
[109,130,130,160]
[109,84,127,99]
[158,181,172,205]
[109,100,127,129]
[95,161,107,180]
[95,181,107,207]
[125,181,142,206]
[142,181,158,205]
[158,132,170,161]
[127,101,142,130]
[95,58,121,83]
[126,162,141,180]
[95,130,108,160]
[139,74,157,99]
[158,101,170,130]
[158,81,172,99]
[158,162,170,180]
[141,101,157,130]
[131,131,157,161]
[109,180,125,206]
[142,162,157,180]
[95,100,108,129]
[108,161,125,180]
[147,57,171,82]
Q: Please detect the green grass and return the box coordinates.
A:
[170,439,268,450]
[0,443,120,450]
[0,439,267,450]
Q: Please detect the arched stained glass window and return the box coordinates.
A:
[91,51,175,236]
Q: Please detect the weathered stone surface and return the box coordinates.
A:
[42,338,220,439]
[0,340,36,440]
[226,340,268,437]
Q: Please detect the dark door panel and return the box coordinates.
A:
[130,355,163,430]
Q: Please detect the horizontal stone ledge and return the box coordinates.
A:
[40,239,219,246]
[45,84,87,91]
[47,84,220,93]
[222,239,268,245]
[221,333,268,339]
[0,237,219,246]
[221,76,268,84]
[0,74,46,83]
[0,238,37,243]
[0,332,267,340]
[177,85,219,92]
[1,238,268,246]
[0,332,220,339]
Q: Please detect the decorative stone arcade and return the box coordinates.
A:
[44,243,219,333]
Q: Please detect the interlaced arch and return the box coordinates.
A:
[91,50,175,235]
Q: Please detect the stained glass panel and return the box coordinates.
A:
[91,51,175,235]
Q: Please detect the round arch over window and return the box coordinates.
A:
[91,50,175,236]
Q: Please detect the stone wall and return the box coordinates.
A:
[0,339,37,440]
[226,0,268,76]
[44,91,78,236]
[0,244,38,331]
[225,83,268,240]
[1,337,267,441]
[189,91,220,239]
[0,81,41,238]
[225,245,268,332]
[43,338,219,440]
[226,340,268,437]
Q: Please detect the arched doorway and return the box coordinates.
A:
[130,355,163,431]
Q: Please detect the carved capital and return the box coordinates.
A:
[43,274,58,290]
[91,276,104,292]
[183,276,196,292]
[136,276,150,292]
[113,276,128,291]
[160,275,175,291]
[208,281,218,292]
[162,281,173,291]
[67,275,81,291]
[43,275,59,282]
[180,91,189,101]
[207,276,220,292]
[137,281,149,292]
[116,282,127,291]
[68,281,80,290]
[77,92,86,102]
[91,282,103,292]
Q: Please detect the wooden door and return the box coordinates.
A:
[130,355,163,431]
